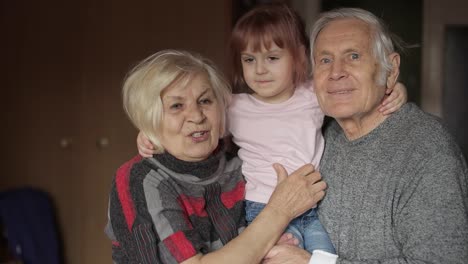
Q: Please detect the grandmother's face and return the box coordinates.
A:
[159,73,222,162]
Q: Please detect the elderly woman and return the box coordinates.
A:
[105,50,326,264]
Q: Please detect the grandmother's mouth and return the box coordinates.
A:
[190,131,210,142]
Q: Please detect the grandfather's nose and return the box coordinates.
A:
[329,60,347,80]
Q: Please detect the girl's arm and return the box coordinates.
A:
[379,82,408,115]
[137,131,155,157]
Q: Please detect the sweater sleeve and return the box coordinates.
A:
[337,149,468,264]
[113,160,214,264]
[140,179,207,263]
[105,156,179,264]
[393,149,468,263]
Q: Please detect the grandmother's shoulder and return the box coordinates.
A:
[113,155,149,182]
[109,155,147,199]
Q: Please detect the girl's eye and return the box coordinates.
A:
[242,57,254,63]
[268,56,279,61]
[350,53,360,60]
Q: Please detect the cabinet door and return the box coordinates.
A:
[0,1,84,263]
[1,1,231,263]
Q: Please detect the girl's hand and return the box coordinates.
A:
[379,82,408,115]
[137,131,155,157]
[276,233,299,247]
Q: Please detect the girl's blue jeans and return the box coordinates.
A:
[245,200,336,254]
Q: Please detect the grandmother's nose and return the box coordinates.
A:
[187,103,206,123]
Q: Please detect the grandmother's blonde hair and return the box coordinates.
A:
[122,49,232,153]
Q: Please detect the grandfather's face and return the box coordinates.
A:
[159,73,222,162]
[312,18,387,121]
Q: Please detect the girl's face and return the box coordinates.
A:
[241,42,295,104]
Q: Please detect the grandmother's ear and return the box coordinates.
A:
[386,52,400,89]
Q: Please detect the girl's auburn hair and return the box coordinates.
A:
[229,3,310,93]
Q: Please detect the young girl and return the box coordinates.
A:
[137,3,407,256]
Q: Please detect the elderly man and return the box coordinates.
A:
[264,8,468,264]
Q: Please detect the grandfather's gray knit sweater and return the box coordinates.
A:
[319,103,468,264]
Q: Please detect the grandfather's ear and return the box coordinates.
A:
[386,52,400,88]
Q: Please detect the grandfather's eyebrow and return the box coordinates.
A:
[315,50,333,56]
[343,48,361,54]
[315,47,361,56]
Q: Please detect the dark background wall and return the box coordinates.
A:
[443,27,468,161]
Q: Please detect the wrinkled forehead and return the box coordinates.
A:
[314,19,372,52]
[322,19,371,40]
[162,72,211,96]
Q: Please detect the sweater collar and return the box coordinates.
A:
[153,141,224,179]
[334,103,412,145]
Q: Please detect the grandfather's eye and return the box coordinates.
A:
[320,58,331,64]
[350,53,360,60]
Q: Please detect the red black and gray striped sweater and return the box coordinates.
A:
[105,147,246,263]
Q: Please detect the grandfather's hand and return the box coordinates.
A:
[262,244,311,264]
[266,163,326,221]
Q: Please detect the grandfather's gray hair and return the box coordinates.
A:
[310,8,396,85]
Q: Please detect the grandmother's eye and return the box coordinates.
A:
[199,97,213,105]
[170,103,183,109]
[351,53,360,60]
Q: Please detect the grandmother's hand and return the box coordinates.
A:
[266,163,326,221]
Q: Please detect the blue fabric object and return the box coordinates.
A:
[245,200,336,254]
[0,188,62,264]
